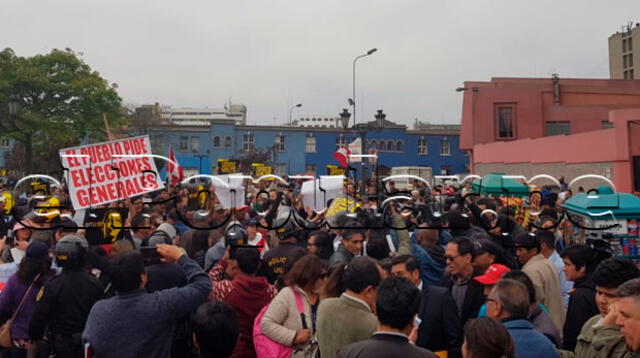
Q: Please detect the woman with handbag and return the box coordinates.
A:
[260,255,327,358]
[0,241,52,358]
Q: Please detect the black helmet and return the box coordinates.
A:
[54,234,89,268]
[225,221,249,247]
[274,216,300,240]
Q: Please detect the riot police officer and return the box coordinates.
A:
[29,235,103,358]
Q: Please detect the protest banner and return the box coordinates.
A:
[218,159,238,174]
[59,135,164,210]
[83,208,128,245]
[252,163,272,177]
[326,165,346,176]
[301,176,344,212]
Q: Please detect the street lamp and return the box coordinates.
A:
[352,48,377,128]
[339,109,351,129]
[288,103,302,126]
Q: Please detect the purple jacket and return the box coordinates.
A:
[0,274,41,340]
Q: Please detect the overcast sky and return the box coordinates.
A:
[3,0,639,127]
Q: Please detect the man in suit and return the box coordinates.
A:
[440,237,485,327]
[337,277,437,358]
[391,255,462,357]
[316,256,381,358]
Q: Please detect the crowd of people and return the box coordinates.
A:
[0,175,637,358]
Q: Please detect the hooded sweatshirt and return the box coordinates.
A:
[209,259,277,358]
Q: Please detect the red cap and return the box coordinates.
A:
[474,264,511,285]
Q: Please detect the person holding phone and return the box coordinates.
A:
[82,244,212,358]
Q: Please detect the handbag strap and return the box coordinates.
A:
[293,289,308,330]
[11,273,41,321]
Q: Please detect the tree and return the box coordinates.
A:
[0,48,124,175]
[232,145,277,175]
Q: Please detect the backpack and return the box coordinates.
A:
[253,289,305,358]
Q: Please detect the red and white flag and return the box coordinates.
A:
[333,146,351,168]
[166,147,184,186]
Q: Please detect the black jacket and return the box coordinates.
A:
[337,332,437,358]
[29,269,104,339]
[562,275,599,351]
[440,270,485,328]
[416,285,462,358]
[145,262,188,293]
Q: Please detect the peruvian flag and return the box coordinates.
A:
[333,146,351,168]
[166,147,184,186]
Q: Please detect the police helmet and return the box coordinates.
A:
[274,215,300,240]
[54,234,89,268]
[225,221,249,247]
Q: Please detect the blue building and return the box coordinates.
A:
[138,115,468,180]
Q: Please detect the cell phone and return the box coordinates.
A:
[140,247,162,264]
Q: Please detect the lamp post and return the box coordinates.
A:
[339,109,351,130]
[288,103,302,126]
[352,48,377,128]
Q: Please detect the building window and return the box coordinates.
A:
[243,133,255,151]
[624,55,628,69]
[275,134,286,152]
[602,121,614,129]
[631,69,635,79]
[305,164,316,174]
[274,163,287,176]
[624,39,628,52]
[180,136,188,150]
[386,140,395,151]
[191,137,200,152]
[545,121,571,136]
[224,136,232,148]
[630,37,634,51]
[630,54,635,68]
[396,140,404,152]
[306,136,316,153]
[0,139,9,148]
[379,141,386,151]
[417,137,427,155]
[370,140,377,151]
[440,139,451,156]
[495,105,516,139]
[336,135,346,149]
[213,136,221,147]
[625,70,629,80]
[440,166,451,175]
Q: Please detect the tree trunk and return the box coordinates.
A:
[24,133,32,175]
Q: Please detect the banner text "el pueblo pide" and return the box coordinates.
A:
[59,135,165,210]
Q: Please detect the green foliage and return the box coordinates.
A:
[232,145,276,174]
[0,48,124,174]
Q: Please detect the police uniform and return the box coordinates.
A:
[29,269,104,358]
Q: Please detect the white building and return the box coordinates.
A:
[160,104,247,126]
[291,115,340,128]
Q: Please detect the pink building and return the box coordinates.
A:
[459,77,640,192]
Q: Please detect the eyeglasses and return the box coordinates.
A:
[485,297,497,303]
[445,255,461,262]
